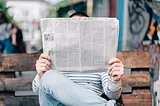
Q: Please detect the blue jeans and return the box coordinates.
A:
[0,38,15,54]
[39,70,116,106]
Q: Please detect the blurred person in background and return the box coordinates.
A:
[9,24,26,53]
[0,11,12,53]
[0,11,26,53]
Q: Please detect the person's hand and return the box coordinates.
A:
[35,54,51,77]
[108,58,124,81]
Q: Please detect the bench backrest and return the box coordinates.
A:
[0,51,151,106]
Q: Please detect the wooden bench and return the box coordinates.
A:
[0,51,151,106]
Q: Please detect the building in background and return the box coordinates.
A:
[92,0,116,17]
[6,0,51,53]
[6,0,88,53]
[121,0,160,51]
[117,0,160,106]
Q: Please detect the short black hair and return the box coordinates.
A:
[69,12,89,18]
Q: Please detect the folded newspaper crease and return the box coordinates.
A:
[41,18,119,72]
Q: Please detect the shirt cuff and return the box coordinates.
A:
[108,78,122,91]
[34,74,41,83]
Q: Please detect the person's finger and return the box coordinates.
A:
[39,54,51,60]
[108,58,122,65]
[36,59,51,66]
[110,71,122,81]
[111,70,121,76]
[109,67,124,76]
[111,75,121,81]
[36,62,49,67]
[108,63,124,71]
[36,66,49,72]
[36,63,51,70]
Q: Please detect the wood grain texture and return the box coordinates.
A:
[0,94,151,106]
[0,78,33,91]
[0,51,149,72]
[121,93,152,106]
[122,99,152,106]
[121,72,150,87]
[0,72,150,91]
[0,51,151,106]
[117,51,150,68]
[132,88,150,94]
[0,54,40,72]
[121,93,151,99]
[0,96,39,106]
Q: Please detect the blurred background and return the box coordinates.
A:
[1,0,160,106]
[1,0,117,53]
[1,0,159,53]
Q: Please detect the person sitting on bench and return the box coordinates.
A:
[32,12,124,106]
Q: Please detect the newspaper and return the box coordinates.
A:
[41,18,119,72]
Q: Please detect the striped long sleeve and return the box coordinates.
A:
[101,72,122,100]
[32,74,40,95]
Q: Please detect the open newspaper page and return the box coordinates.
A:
[41,18,119,72]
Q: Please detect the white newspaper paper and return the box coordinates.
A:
[41,18,119,72]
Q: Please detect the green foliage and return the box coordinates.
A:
[0,0,7,11]
[0,0,16,24]
[39,48,43,53]
[47,0,69,18]
[47,6,58,18]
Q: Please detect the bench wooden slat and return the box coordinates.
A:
[0,54,40,72]
[123,102,152,106]
[121,72,150,87]
[122,93,152,106]
[1,96,39,106]
[132,88,150,94]
[122,99,152,106]
[0,78,33,91]
[0,93,151,106]
[117,51,150,68]
[0,72,150,91]
[0,51,149,72]
[0,51,151,106]
[122,93,151,99]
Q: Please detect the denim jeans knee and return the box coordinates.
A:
[40,70,60,91]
